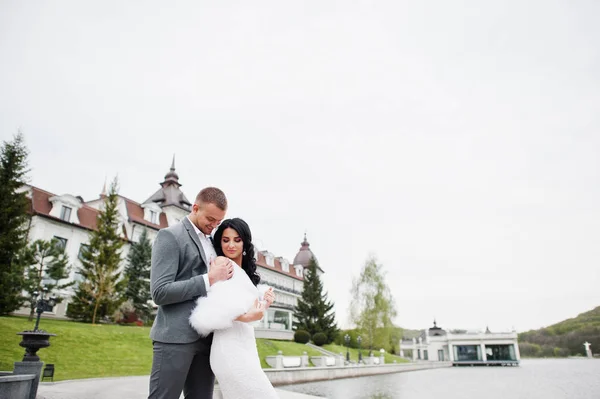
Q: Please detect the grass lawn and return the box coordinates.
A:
[1,316,153,381]
[0,316,322,380]
[323,343,409,364]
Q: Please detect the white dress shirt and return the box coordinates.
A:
[187,216,217,291]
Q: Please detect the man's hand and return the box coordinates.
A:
[208,256,233,286]
[236,299,266,323]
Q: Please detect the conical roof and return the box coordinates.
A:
[143,156,191,211]
[292,233,323,272]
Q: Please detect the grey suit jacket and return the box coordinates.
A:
[150,217,212,344]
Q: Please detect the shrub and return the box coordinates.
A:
[294,330,311,344]
[313,332,327,346]
[113,300,140,325]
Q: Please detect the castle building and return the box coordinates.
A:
[16,159,320,340]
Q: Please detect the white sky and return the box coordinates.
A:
[1,0,599,332]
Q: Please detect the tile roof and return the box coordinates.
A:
[29,186,99,231]
[256,251,303,281]
[123,196,168,229]
[28,186,169,233]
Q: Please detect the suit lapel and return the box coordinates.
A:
[182,217,209,269]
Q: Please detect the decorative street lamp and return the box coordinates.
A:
[344,334,350,362]
[357,335,363,363]
[17,288,57,362]
[33,289,57,332]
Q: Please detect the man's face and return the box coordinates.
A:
[193,202,226,235]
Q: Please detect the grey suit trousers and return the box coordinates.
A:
[148,336,214,399]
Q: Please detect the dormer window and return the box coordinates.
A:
[150,210,158,224]
[294,265,303,277]
[49,194,82,224]
[60,206,72,222]
[266,254,275,267]
[280,258,290,272]
[142,202,162,225]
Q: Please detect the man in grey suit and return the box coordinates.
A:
[149,187,233,399]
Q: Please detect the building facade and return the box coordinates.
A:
[400,322,520,366]
[16,160,321,340]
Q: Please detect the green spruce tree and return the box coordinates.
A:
[22,238,74,320]
[349,255,398,354]
[67,177,125,324]
[124,228,152,321]
[0,132,31,315]
[293,257,339,343]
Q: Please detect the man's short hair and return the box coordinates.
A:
[195,187,227,210]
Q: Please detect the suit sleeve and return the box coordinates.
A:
[150,229,207,306]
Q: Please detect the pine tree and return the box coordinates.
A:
[349,255,397,354]
[67,178,125,324]
[293,257,339,343]
[22,238,74,320]
[124,228,152,321]
[0,132,31,315]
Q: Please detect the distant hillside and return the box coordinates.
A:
[518,306,600,357]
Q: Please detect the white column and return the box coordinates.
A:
[263,310,269,328]
[480,343,487,362]
[448,344,454,362]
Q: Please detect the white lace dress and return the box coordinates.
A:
[189,265,278,399]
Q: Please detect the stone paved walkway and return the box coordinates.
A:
[37,375,322,399]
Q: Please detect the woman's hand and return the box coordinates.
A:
[235,299,265,323]
[263,288,275,309]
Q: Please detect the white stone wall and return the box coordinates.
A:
[27,215,97,289]
[17,214,161,318]
[162,205,187,227]
[258,268,304,295]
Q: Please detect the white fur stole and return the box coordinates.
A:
[189,265,271,336]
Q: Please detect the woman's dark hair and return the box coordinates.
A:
[213,218,261,286]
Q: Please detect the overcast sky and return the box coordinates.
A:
[1,0,599,332]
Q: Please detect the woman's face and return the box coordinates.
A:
[220,227,244,260]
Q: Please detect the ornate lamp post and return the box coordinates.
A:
[33,289,57,332]
[357,335,363,363]
[17,288,57,362]
[344,334,350,362]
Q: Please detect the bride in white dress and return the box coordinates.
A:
[189,218,279,399]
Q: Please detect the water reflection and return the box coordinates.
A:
[280,359,600,399]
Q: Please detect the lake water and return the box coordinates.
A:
[280,359,600,399]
